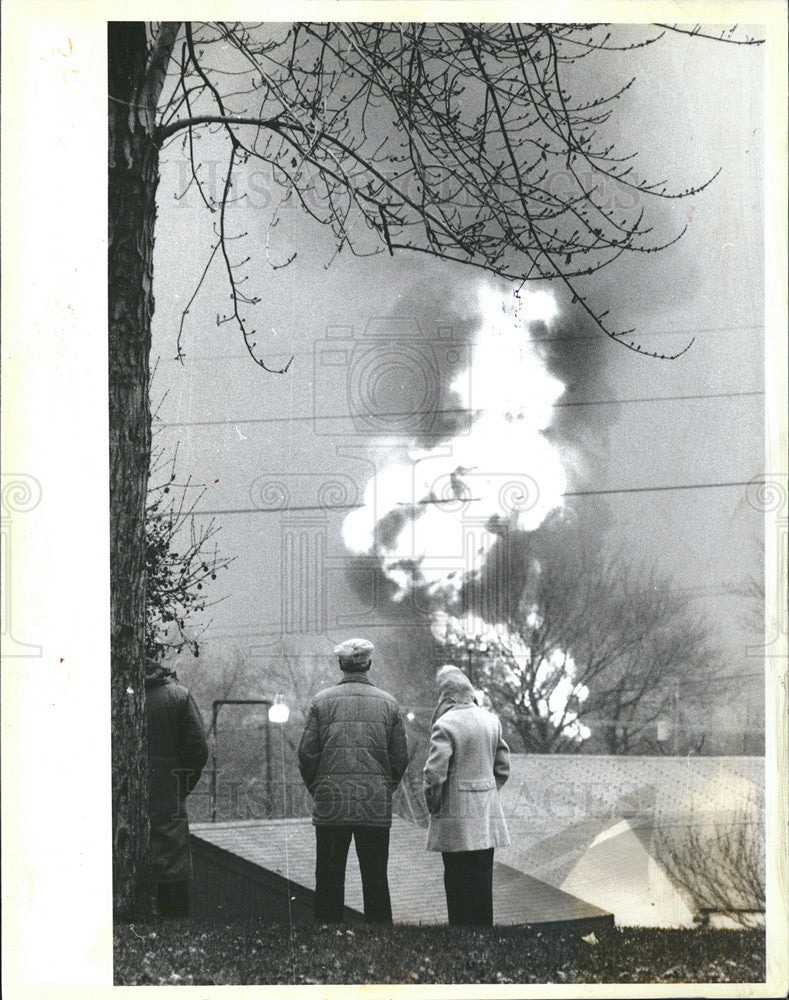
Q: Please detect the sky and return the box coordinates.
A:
[150,23,765,721]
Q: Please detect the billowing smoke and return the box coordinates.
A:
[340,280,621,737]
[343,283,567,614]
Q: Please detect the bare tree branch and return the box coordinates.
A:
[654,24,765,46]
[146,401,235,658]
[151,21,747,364]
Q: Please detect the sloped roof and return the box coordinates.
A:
[192,755,763,927]
[191,816,611,927]
[561,817,696,928]
[499,755,763,826]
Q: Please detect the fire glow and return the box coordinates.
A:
[342,283,592,741]
[342,283,567,601]
[435,613,592,744]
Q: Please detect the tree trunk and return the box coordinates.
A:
[108,22,159,918]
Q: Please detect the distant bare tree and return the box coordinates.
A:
[175,645,302,821]
[261,649,337,714]
[438,537,715,754]
[174,642,254,728]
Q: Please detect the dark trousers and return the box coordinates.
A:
[442,848,494,926]
[314,825,392,924]
[156,879,190,919]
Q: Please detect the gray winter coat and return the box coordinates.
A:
[146,676,208,882]
[423,703,511,852]
[298,673,409,827]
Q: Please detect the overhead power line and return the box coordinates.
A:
[154,321,766,365]
[157,389,764,430]
[171,633,767,691]
[558,480,756,499]
[171,478,758,517]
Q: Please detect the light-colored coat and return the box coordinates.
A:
[423,703,511,852]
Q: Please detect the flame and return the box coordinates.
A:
[342,284,590,739]
[342,283,567,602]
[438,614,592,742]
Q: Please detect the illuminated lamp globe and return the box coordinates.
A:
[268,698,290,725]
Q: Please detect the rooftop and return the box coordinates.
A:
[191,816,612,927]
[191,754,764,926]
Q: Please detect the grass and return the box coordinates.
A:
[114,920,765,986]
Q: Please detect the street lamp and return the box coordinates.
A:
[268,694,290,725]
[267,694,291,811]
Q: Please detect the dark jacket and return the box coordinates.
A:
[298,673,409,827]
[145,676,208,882]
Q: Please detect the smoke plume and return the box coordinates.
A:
[343,282,570,620]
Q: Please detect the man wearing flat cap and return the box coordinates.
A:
[298,638,408,923]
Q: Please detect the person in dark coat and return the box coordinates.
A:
[145,658,208,918]
[298,638,409,923]
[423,665,510,926]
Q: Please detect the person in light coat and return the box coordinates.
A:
[423,665,510,925]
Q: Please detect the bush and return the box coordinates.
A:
[656,810,765,927]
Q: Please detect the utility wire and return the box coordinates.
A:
[557,480,757,499]
[157,389,764,429]
[154,321,765,364]
[165,479,759,517]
